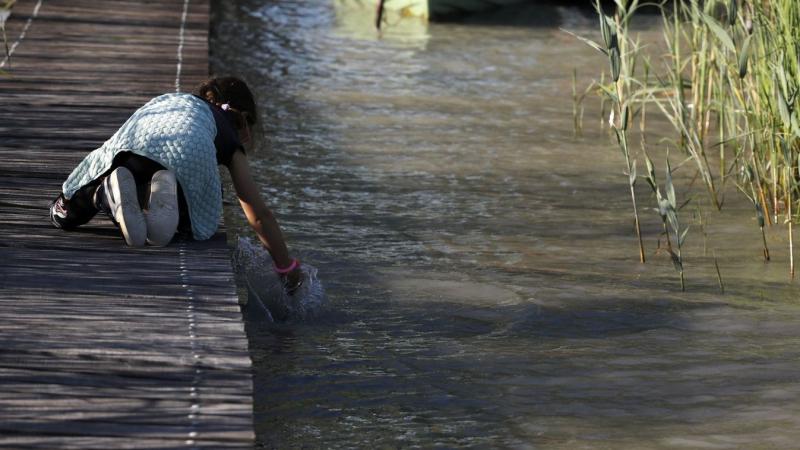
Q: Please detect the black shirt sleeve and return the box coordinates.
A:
[195,95,245,167]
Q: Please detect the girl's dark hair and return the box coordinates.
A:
[195,76,257,129]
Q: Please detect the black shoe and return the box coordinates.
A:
[93,179,111,215]
[50,195,69,229]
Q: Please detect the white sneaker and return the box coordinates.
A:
[145,170,179,247]
[103,167,146,247]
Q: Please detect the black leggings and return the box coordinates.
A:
[51,152,190,231]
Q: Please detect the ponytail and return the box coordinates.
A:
[195,76,257,130]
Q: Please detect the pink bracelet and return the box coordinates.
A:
[273,258,300,274]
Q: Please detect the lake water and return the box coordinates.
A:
[211,1,800,448]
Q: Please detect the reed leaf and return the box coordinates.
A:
[600,14,613,49]
[728,0,737,26]
[656,190,666,216]
[667,209,679,241]
[777,82,792,127]
[645,152,657,191]
[738,34,752,79]
[666,157,676,210]
[621,104,630,131]
[700,12,735,53]
[560,28,608,56]
[610,47,621,82]
[679,226,690,247]
[597,82,619,103]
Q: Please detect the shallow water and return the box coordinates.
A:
[212,1,800,448]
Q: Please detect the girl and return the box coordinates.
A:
[49,76,302,289]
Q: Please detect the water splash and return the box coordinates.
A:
[233,236,327,322]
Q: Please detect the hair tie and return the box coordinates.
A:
[221,103,230,111]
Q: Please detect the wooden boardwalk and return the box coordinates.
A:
[0,0,254,448]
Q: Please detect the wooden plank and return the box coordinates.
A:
[0,0,253,447]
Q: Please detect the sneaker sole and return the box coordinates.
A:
[106,167,146,247]
[145,170,179,246]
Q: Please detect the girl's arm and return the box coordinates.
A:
[228,151,299,278]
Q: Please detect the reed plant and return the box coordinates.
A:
[566,0,651,263]
[644,151,688,290]
[657,0,800,278]
[572,69,585,137]
[569,0,800,285]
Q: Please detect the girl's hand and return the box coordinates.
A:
[282,267,303,296]
[274,258,302,295]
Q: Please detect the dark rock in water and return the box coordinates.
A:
[432,0,664,26]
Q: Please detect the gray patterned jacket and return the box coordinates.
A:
[63,93,222,240]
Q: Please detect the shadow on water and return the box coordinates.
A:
[242,277,800,448]
[428,0,664,27]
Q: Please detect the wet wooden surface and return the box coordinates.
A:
[0,0,254,447]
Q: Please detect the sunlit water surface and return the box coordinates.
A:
[212,1,800,448]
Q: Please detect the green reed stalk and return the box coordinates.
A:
[572,68,591,137]
[788,172,794,279]
[644,150,687,290]
[734,165,770,263]
[564,0,648,263]
[613,0,647,263]
[572,68,580,137]
[599,72,607,129]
